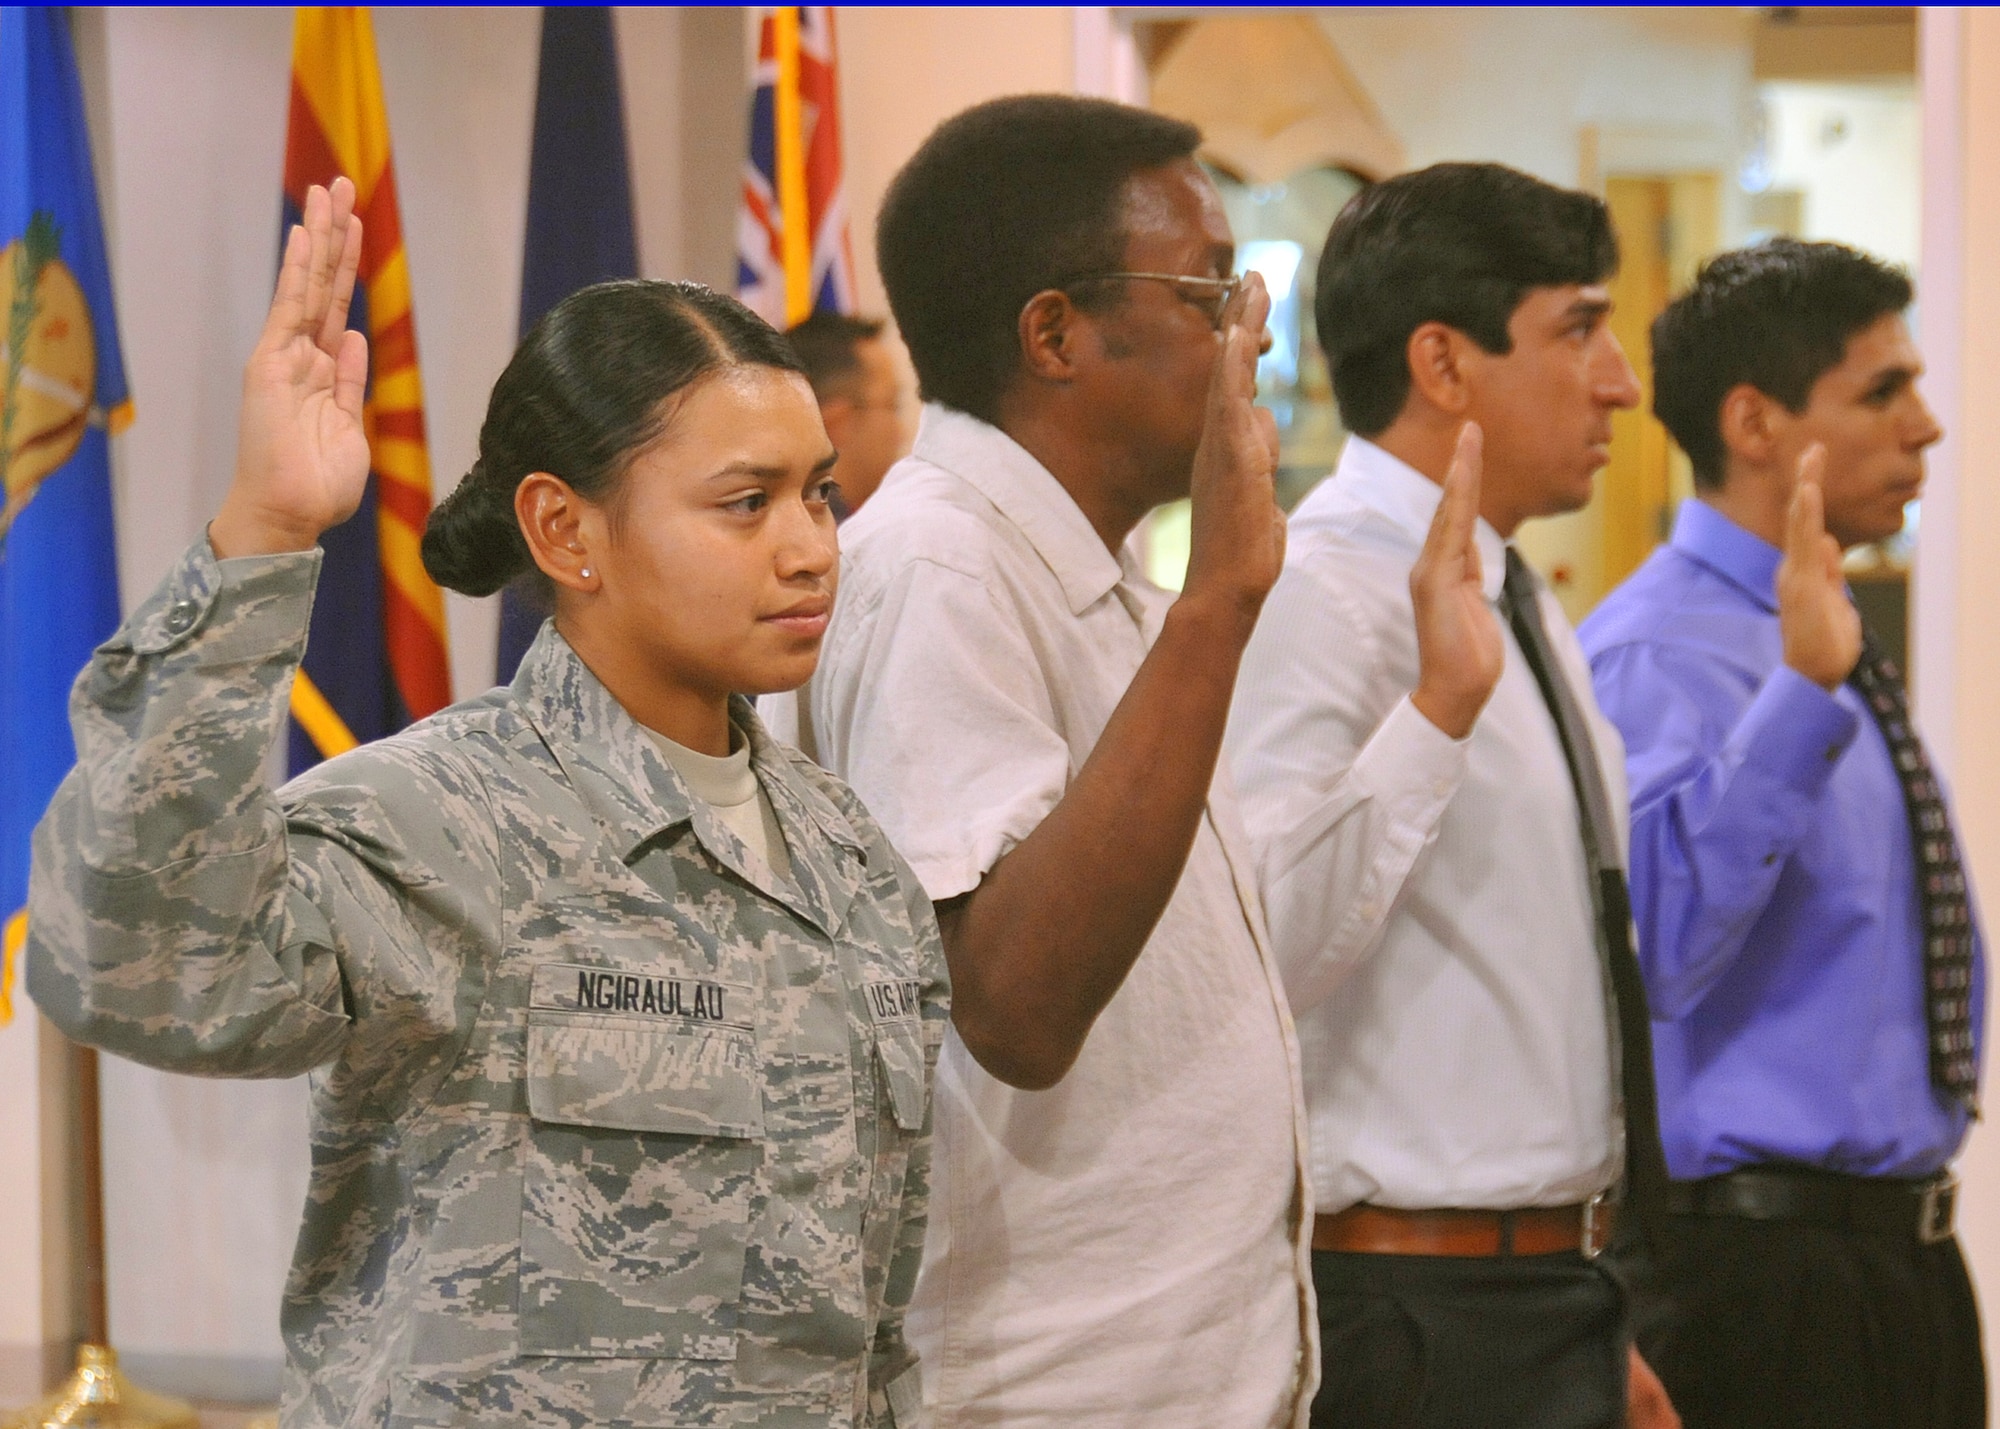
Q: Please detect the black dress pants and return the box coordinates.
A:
[1310,1249,1629,1429]
[1616,1213,1985,1429]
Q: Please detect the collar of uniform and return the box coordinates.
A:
[512,625,866,935]
[737,697,867,860]
[734,695,867,937]
[1335,435,1508,604]
[911,403,1126,616]
[1671,497,1782,614]
[510,621,701,859]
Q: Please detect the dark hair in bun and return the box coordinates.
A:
[421,280,805,598]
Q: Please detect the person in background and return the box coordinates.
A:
[28,179,944,1429]
[801,95,1318,1427]
[758,313,909,749]
[786,310,912,517]
[1581,238,1984,1429]
[1227,162,1678,1429]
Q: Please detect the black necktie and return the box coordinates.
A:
[1847,630,1980,1114]
[1500,548,1670,1216]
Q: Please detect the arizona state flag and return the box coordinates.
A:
[283,6,449,774]
[495,6,637,685]
[0,7,130,1022]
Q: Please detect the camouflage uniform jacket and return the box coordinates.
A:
[28,540,946,1429]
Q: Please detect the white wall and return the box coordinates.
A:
[1316,7,1756,189]
[837,7,1076,317]
[1,7,741,1402]
[1312,6,1759,593]
[0,1020,49,1401]
[1917,7,2000,1393]
[1765,79,1922,274]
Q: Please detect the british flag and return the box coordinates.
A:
[737,6,856,327]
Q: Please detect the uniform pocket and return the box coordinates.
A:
[873,1024,929,1132]
[518,962,765,1360]
[863,976,930,1132]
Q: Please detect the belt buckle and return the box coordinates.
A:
[1919,1173,1959,1245]
[1581,1191,1608,1260]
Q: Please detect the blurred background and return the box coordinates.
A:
[1124,7,1919,656]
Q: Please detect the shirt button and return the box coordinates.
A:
[163,600,199,635]
[1763,853,1777,867]
[1825,744,1841,763]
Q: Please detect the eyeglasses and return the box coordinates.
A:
[1061,271,1243,330]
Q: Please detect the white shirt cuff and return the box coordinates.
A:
[1350,693,1468,835]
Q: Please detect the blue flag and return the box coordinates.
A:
[496,6,638,685]
[0,6,129,1022]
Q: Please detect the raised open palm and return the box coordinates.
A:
[211,179,370,559]
[1776,443,1862,691]
[1183,270,1285,619]
[1409,423,1505,740]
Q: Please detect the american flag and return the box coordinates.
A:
[737,6,855,326]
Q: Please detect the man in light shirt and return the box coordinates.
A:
[802,95,1316,1427]
[1227,163,1677,1428]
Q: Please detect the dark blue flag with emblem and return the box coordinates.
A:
[495,5,639,684]
[0,6,130,1022]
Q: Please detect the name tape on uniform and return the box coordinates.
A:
[864,978,923,1026]
[533,962,754,1031]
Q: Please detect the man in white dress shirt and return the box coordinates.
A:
[799,96,1316,1427]
[1227,163,1678,1427]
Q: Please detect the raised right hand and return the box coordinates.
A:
[1776,444,1862,691]
[211,178,370,559]
[1410,423,1504,739]
[1178,271,1284,631]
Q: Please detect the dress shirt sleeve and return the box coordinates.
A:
[1227,557,1467,1012]
[26,536,505,1085]
[1587,641,1861,1018]
[812,554,1070,903]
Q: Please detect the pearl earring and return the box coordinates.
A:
[580,568,592,579]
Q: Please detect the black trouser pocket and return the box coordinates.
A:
[1312,1248,1627,1429]
[1312,1283,1428,1429]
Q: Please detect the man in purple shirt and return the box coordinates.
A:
[1582,239,1984,1429]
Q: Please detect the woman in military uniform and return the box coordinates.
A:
[27,179,945,1429]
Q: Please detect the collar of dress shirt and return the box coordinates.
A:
[1337,435,1508,604]
[1670,497,1782,614]
[910,402,1128,616]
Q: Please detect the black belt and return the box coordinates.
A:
[1662,1165,1958,1245]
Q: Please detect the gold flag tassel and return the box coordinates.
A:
[2,1040,197,1429]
